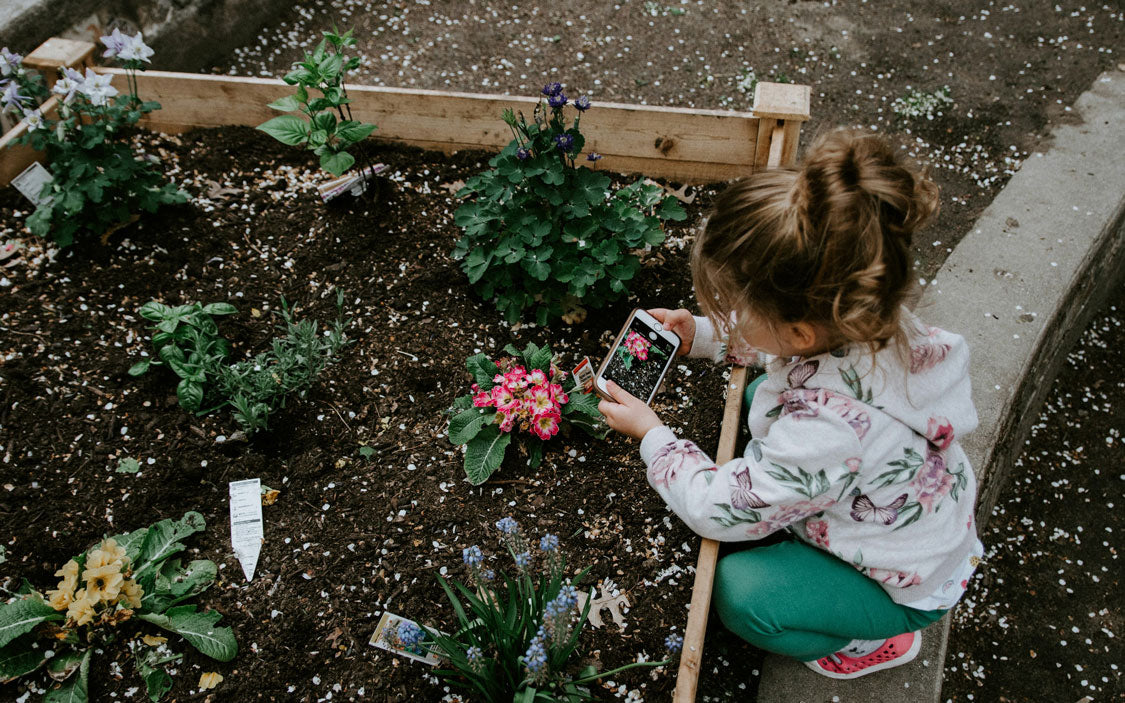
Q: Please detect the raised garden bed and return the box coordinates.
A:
[0,124,774,701]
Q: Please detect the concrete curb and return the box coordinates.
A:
[757,69,1125,702]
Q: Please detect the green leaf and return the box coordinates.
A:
[134,512,207,580]
[143,559,218,614]
[201,303,237,316]
[335,121,377,143]
[176,378,204,413]
[128,359,152,376]
[0,636,47,684]
[464,425,511,485]
[47,650,85,682]
[266,95,302,112]
[139,302,169,322]
[0,596,63,648]
[116,458,141,474]
[448,408,492,445]
[137,606,237,662]
[528,345,553,374]
[256,115,310,146]
[465,354,499,390]
[320,150,355,176]
[43,650,90,703]
[563,388,602,419]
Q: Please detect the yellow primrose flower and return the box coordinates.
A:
[46,585,74,611]
[120,579,144,609]
[55,559,80,588]
[66,590,96,626]
[87,538,129,571]
[82,564,124,604]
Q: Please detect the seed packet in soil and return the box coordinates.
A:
[369,611,443,665]
[572,356,596,394]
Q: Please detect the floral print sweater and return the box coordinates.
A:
[639,313,982,606]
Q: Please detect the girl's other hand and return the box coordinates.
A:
[597,380,663,440]
[648,308,695,356]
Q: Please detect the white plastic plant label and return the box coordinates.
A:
[228,478,264,582]
[12,161,53,206]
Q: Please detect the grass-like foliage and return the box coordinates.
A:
[448,342,604,485]
[0,512,236,702]
[1,37,187,246]
[129,292,351,434]
[452,82,687,325]
[427,518,678,702]
[256,27,377,177]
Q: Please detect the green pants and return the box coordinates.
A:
[721,375,944,661]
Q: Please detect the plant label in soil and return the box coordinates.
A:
[229,478,264,582]
[12,162,53,206]
[317,163,388,203]
[369,611,442,665]
[576,590,631,629]
[572,356,596,394]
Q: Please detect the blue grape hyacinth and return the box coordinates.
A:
[539,534,559,552]
[397,620,425,649]
[463,545,483,566]
[495,516,519,534]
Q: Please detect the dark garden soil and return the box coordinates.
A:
[218,0,1125,280]
[0,127,762,702]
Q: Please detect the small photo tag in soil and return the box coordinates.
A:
[317,163,388,203]
[229,478,264,582]
[369,611,442,666]
[573,356,595,394]
[12,162,53,206]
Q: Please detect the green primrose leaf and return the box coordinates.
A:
[465,354,499,390]
[136,606,237,662]
[463,425,511,485]
[448,408,492,445]
[0,597,64,648]
[256,115,311,146]
[42,649,89,703]
[0,635,48,683]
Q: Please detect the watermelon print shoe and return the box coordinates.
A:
[802,631,922,679]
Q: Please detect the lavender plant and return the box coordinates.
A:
[451,82,687,325]
[256,27,377,178]
[0,33,187,246]
[427,518,679,702]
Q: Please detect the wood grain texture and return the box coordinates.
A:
[752,82,812,122]
[96,68,763,183]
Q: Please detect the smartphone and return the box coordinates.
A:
[594,309,681,405]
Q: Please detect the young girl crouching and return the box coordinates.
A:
[598,129,983,679]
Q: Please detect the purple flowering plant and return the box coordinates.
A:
[452,79,686,325]
[256,27,378,179]
[426,517,679,702]
[1,35,187,246]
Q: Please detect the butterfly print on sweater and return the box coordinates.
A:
[850,493,908,525]
[730,468,770,511]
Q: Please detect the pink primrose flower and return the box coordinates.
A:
[504,366,529,388]
[528,385,554,414]
[497,410,517,433]
[528,369,548,386]
[549,383,568,406]
[532,411,561,440]
[472,391,493,408]
[491,385,515,407]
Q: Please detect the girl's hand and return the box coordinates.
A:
[597,380,663,440]
[648,308,694,356]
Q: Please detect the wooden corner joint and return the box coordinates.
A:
[751,82,812,122]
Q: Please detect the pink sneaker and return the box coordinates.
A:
[803,631,922,680]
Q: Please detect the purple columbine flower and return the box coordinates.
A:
[541,82,563,97]
[100,28,128,58]
[0,81,27,111]
[547,92,568,108]
[574,95,591,111]
[0,48,21,77]
[586,152,602,162]
[516,147,531,160]
[554,133,574,152]
[118,32,154,63]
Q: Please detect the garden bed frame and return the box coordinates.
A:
[0,38,811,702]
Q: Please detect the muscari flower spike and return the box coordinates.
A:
[495,516,520,534]
[514,551,532,569]
[665,632,684,654]
[524,627,549,676]
[463,545,483,566]
[539,534,559,552]
[574,95,591,111]
[397,620,424,648]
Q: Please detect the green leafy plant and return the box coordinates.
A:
[128,292,350,434]
[128,301,237,412]
[451,82,687,325]
[256,27,377,177]
[0,512,236,702]
[1,36,187,246]
[448,342,604,485]
[427,517,678,702]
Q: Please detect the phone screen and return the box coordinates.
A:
[602,316,677,402]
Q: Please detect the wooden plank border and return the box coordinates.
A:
[2,67,808,187]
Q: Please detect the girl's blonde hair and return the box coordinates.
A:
[692,128,939,355]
